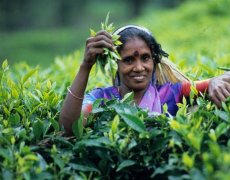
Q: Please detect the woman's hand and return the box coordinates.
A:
[82,30,114,69]
[208,71,230,107]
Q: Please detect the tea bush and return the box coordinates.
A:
[1,53,230,179]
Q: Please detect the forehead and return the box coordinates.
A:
[120,37,151,56]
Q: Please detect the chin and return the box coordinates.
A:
[130,82,149,91]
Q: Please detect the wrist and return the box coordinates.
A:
[80,62,93,71]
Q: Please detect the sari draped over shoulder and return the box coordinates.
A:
[138,84,162,114]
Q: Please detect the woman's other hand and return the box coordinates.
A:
[83,30,114,69]
[208,71,230,107]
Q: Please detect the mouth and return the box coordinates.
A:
[131,75,146,81]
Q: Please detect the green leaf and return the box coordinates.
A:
[69,163,101,174]
[53,136,74,148]
[75,137,111,149]
[50,118,60,132]
[2,59,8,70]
[32,120,44,140]
[215,122,229,138]
[22,68,37,84]
[53,155,65,169]
[110,51,121,60]
[214,109,229,122]
[182,153,194,168]
[111,115,120,133]
[72,113,83,139]
[119,113,146,133]
[120,91,134,103]
[217,67,230,71]
[116,160,135,172]
[104,12,110,28]
[9,113,20,126]
[90,28,96,36]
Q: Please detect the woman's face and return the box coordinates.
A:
[118,37,154,92]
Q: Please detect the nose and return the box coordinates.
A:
[133,59,144,72]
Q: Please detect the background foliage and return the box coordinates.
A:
[0,0,230,179]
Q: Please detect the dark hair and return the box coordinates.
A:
[116,27,168,63]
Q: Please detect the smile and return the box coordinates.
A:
[131,75,145,81]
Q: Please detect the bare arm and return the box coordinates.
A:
[59,31,114,135]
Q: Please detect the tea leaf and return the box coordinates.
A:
[90,28,96,36]
[116,160,135,172]
[72,113,83,139]
[69,163,101,174]
[22,68,37,84]
[120,91,134,103]
[111,115,120,133]
[2,59,9,71]
[32,120,44,140]
[119,113,146,133]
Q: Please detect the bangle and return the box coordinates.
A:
[67,87,84,100]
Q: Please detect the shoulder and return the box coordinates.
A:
[157,82,182,93]
[84,86,120,104]
[87,86,119,98]
[157,82,183,104]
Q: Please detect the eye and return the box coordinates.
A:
[141,54,151,62]
[122,57,133,64]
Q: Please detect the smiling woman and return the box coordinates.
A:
[59,25,230,135]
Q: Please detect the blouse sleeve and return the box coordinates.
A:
[82,89,104,113]
[181,79,210,97]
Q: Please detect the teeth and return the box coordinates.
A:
[133,76,144,80]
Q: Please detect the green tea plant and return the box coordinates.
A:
[1,58,230,179]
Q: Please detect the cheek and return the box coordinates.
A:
[118,63,130,76]
[147,61,154,73]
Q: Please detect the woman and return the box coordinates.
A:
[60,25,230,135]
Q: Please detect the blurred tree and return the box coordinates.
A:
[57,0,88,26]
[0,0,30,30]
[0,0,188,31]
[155,0,187,8]
[124,0,147,17]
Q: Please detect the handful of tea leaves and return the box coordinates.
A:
[90,13,122,78]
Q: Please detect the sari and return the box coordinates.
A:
[82,82,182,116]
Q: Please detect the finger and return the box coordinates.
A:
[86,35,112,45]
[96,30,113,40]
[223,77,230,83]
[87,47,104,56]
[86,35,114,50]
[210,95,221,108]
[226,83,230,93]
[215,90,226,104]
[221,88,230,99]
[86,37,95,45]
[88,40,113,50]
[94,35,113,45]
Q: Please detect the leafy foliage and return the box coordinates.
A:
[1,58,230,179]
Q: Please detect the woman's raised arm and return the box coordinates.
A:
[59,31,114,135]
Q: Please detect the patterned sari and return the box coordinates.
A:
[83,83,182,116]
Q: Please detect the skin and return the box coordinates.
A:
[59,30,230,136]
